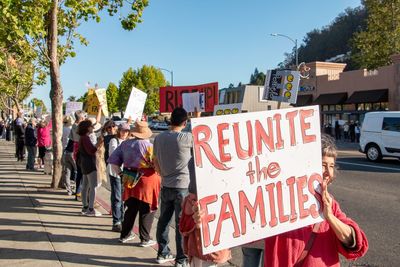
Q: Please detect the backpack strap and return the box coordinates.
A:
[294,222,321,267]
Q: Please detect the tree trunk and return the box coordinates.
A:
[12,97,21,113]
[48,0,63,189]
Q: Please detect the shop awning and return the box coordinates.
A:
[346,89,388,104]
[313,92,347,105]
[294,94,313,106]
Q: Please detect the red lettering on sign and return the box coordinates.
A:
[238,187,267,235]
[265,183,278,227]
[300,109,317,144]
[213,193,240,246]
[296,175,310,219]
[193,125,230,171]
[285,110,298,146]
[308,173,323,218]
[255,118,275,155]
[276,181,289,223]
[273,113,284,150]
[217,123,231,163]
[286,176,298,222]
[233,121,253,160]
[199,194,218,248]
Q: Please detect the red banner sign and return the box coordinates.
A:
[159,82,218,113]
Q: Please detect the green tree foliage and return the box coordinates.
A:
[118,65,167,115]
[249,68,266,85]
[67,96,76,102]
[279,7,367,70]
[31,98,47,113]
[352,0,400,69]
[106,82,119,114]
[0,0,148,188]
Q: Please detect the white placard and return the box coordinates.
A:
[263,70,300,104]
[65,102,83,116]
[213,103,242,116]
[182,92,205,112]
[192,105,323,254]
[124,87,147,120]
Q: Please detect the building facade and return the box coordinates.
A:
[297,54,400,127]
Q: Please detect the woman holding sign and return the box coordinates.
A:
[263,134,368,267]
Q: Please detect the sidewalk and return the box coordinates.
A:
[0,139,173,267]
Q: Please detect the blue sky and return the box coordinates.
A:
[29,0,361,109]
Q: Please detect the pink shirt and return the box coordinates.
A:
[37,122,52,147]
[264,198,368,267]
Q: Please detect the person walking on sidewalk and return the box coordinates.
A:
[153,107,200,267]
[108,121,161,247]
[77,119,103,216]
[106,122,130,232]
[25,118,37,170]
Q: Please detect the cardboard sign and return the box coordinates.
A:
[95,88,109,117]
[124,87,147,120]
[213,103,242,116]
[192,105,323,254]
[65,102,83,116]
[263,70,300,104]
[182,92,205,112]
[86,88,108,116]
[159,82,218,113]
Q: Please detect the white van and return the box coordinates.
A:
[359,111,400,162]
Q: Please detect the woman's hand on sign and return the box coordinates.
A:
[322,180,333,221]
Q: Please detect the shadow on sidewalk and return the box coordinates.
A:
[0,247,162,267]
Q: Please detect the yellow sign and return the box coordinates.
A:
[86,88,109,117]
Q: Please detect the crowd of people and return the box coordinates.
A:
[324,120,361,143]
[1,107,369,267]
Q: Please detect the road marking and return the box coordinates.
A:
[336,160,400,171]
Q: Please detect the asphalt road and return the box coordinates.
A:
[329,150,400,267]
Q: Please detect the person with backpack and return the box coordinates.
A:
[106,122,131,232]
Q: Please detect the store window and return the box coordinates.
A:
[382,117,400,132]
[373,103,381,110]
[357,103,364,111]
[381,102,389,110]
[336,105,342,111]
[322,105,328,111]
[329,105,335,111]
[343,104,355,111]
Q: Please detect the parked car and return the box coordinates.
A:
[359,111,400,162]
[153,122,169,130]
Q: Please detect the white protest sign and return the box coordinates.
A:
[213,103,242,116]
[263,70,300,104]
[65,102,83,116]
[192,105,323,254]
[182,92,205,112]
[95,88,109,117]
[124,87,147,120]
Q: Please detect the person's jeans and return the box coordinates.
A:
[26,146,36,169]
[156,187,188,263]
[241,247,264,267]
[62,152,76,194]
[81,171,97,209]
[75,165,83,195]
[110,175,124,224]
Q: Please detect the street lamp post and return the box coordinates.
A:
[270,33,298,68]
[158,68,174,86]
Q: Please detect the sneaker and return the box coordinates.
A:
[81,207,88,215]
[156,254,175,264]
[139,239,157,247]
[86,209,101,217]
[112,223,122,232]
[119,232,136,243]
[175,260,189,267]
